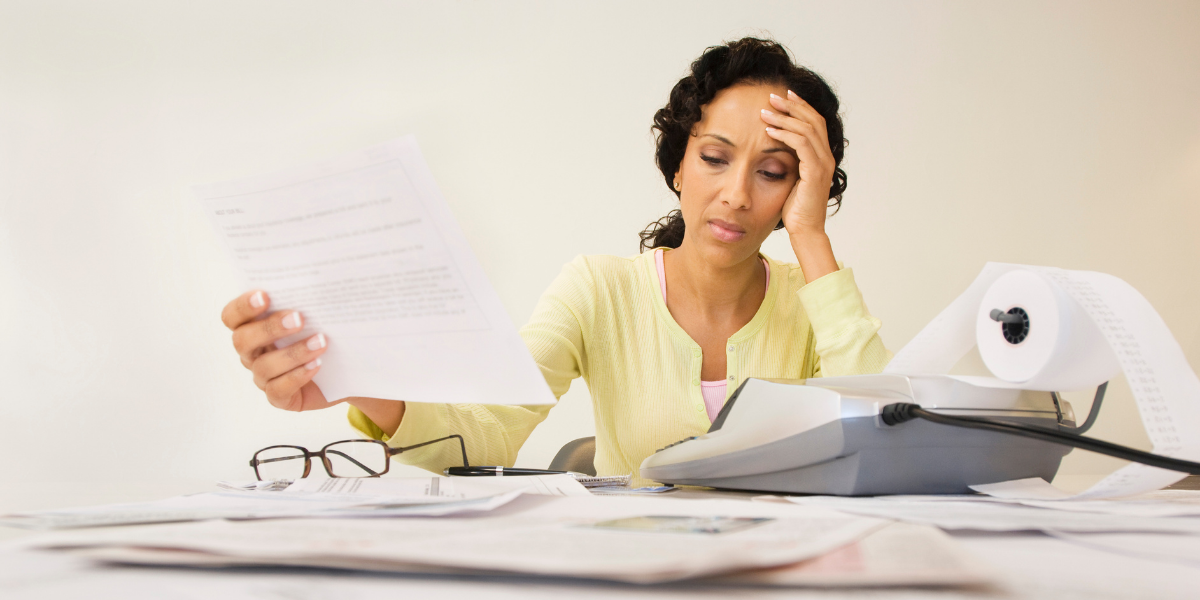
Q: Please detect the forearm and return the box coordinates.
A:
[795,268,893,378]
[346,397,406,437]
[789,230,839,283]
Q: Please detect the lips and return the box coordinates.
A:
[708,219,746,243]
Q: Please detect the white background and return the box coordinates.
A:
[1,1,1197,488]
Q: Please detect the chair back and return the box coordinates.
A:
[548,436,596,475]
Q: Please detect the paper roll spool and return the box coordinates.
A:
[975,269,1121,391]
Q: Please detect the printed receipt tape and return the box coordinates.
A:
[885,262,1200,499]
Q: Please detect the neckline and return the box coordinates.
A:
[656,248,768,300]
[643,248,779,349]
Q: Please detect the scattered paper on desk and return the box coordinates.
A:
[305,490,523,518]
[589,486,677,495]
[216,480,292,492]
[964,482,1200,517]
[586,515,769,534]
[1047,530,1200,569]
[785,495,1200,534]
[32,496,887,584]
[571,474,631,489]
[0,476,564,529]
[710,522,995,588]
[970,477,1072,500]
[192,136,555,406]
[0,493,351,530]
[286,474,590,498]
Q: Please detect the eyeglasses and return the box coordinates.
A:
[249,435,468,480]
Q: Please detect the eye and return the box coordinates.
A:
[700,154,727,166]
[760,170,787,181]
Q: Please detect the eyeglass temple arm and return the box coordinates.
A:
[388,434,469,467]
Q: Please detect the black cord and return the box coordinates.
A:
[1062,382,1108,435]
[880,402,1200,475]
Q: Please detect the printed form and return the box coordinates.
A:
[193,137,554,406]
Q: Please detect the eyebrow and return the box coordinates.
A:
[700,133,792,154]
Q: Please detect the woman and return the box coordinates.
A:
[221,37,891,483]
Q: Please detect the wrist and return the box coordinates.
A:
[788,228,828,246]
[788,230,838,283]
[347,397,406,438]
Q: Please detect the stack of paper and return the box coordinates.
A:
[1,475,586,529]
[711,522,993,588]
[781,488,1200,534]
[2,475,1009,587]
[25,495,891,584]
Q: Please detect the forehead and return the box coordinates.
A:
[696,82,787,132]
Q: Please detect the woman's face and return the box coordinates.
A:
[675,82,799,268]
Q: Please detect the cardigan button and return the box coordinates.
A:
[727,345,735,352]
[728,375,736,382]
[692,378,700,386]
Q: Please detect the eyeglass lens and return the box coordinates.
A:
[253,446,309,480]
[322,440,389,477]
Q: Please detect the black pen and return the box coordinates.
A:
[444,466,569,477]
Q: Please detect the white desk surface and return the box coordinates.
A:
[3,480,1198,599]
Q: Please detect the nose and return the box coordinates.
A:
[719,164,754,211]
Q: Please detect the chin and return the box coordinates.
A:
[696,236,759,269]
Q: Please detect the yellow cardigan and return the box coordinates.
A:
[349,251,892,485]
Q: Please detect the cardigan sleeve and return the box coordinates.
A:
[347,258,591,473]
[796,267,892,378]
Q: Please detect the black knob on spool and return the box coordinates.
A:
[989,307,1030,344]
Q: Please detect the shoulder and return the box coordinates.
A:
[556,253,646,290]
[542,253,650,318]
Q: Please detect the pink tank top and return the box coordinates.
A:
[655,249,769,422]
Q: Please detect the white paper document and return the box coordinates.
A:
[0,490,519,530]
[283,473,590,498]
[192,137,554,406]
[958,482,1200,517]
[30,496,886,584]
[784,495,1200,534]
[0,475,588,529]
[711,522,994,588]
[1047,530,1200,569]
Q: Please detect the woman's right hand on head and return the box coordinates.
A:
[221,290,339,412]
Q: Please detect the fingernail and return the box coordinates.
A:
[761,108,774,115]
[305,358,322,370]
[770,93,782,100]
[306,333,326,351]
[788,90,798,99]
[766,126,778,133]
[282,312,302,330]
[250,291,264,308]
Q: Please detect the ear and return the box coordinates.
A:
[672,170,682,192]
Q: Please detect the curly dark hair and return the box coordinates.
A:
[639,37,847,252]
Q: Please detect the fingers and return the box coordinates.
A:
[765,125,825,179]
[251,334,328,389]
[221,290,270,331]
[223,289,334,414]
[760,110,832,168]
[773,90,831,148]
[265,363,325,412]
[761,91,834,166]
[231,309,305,363]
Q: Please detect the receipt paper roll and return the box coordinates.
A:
[976,269,1121,391]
